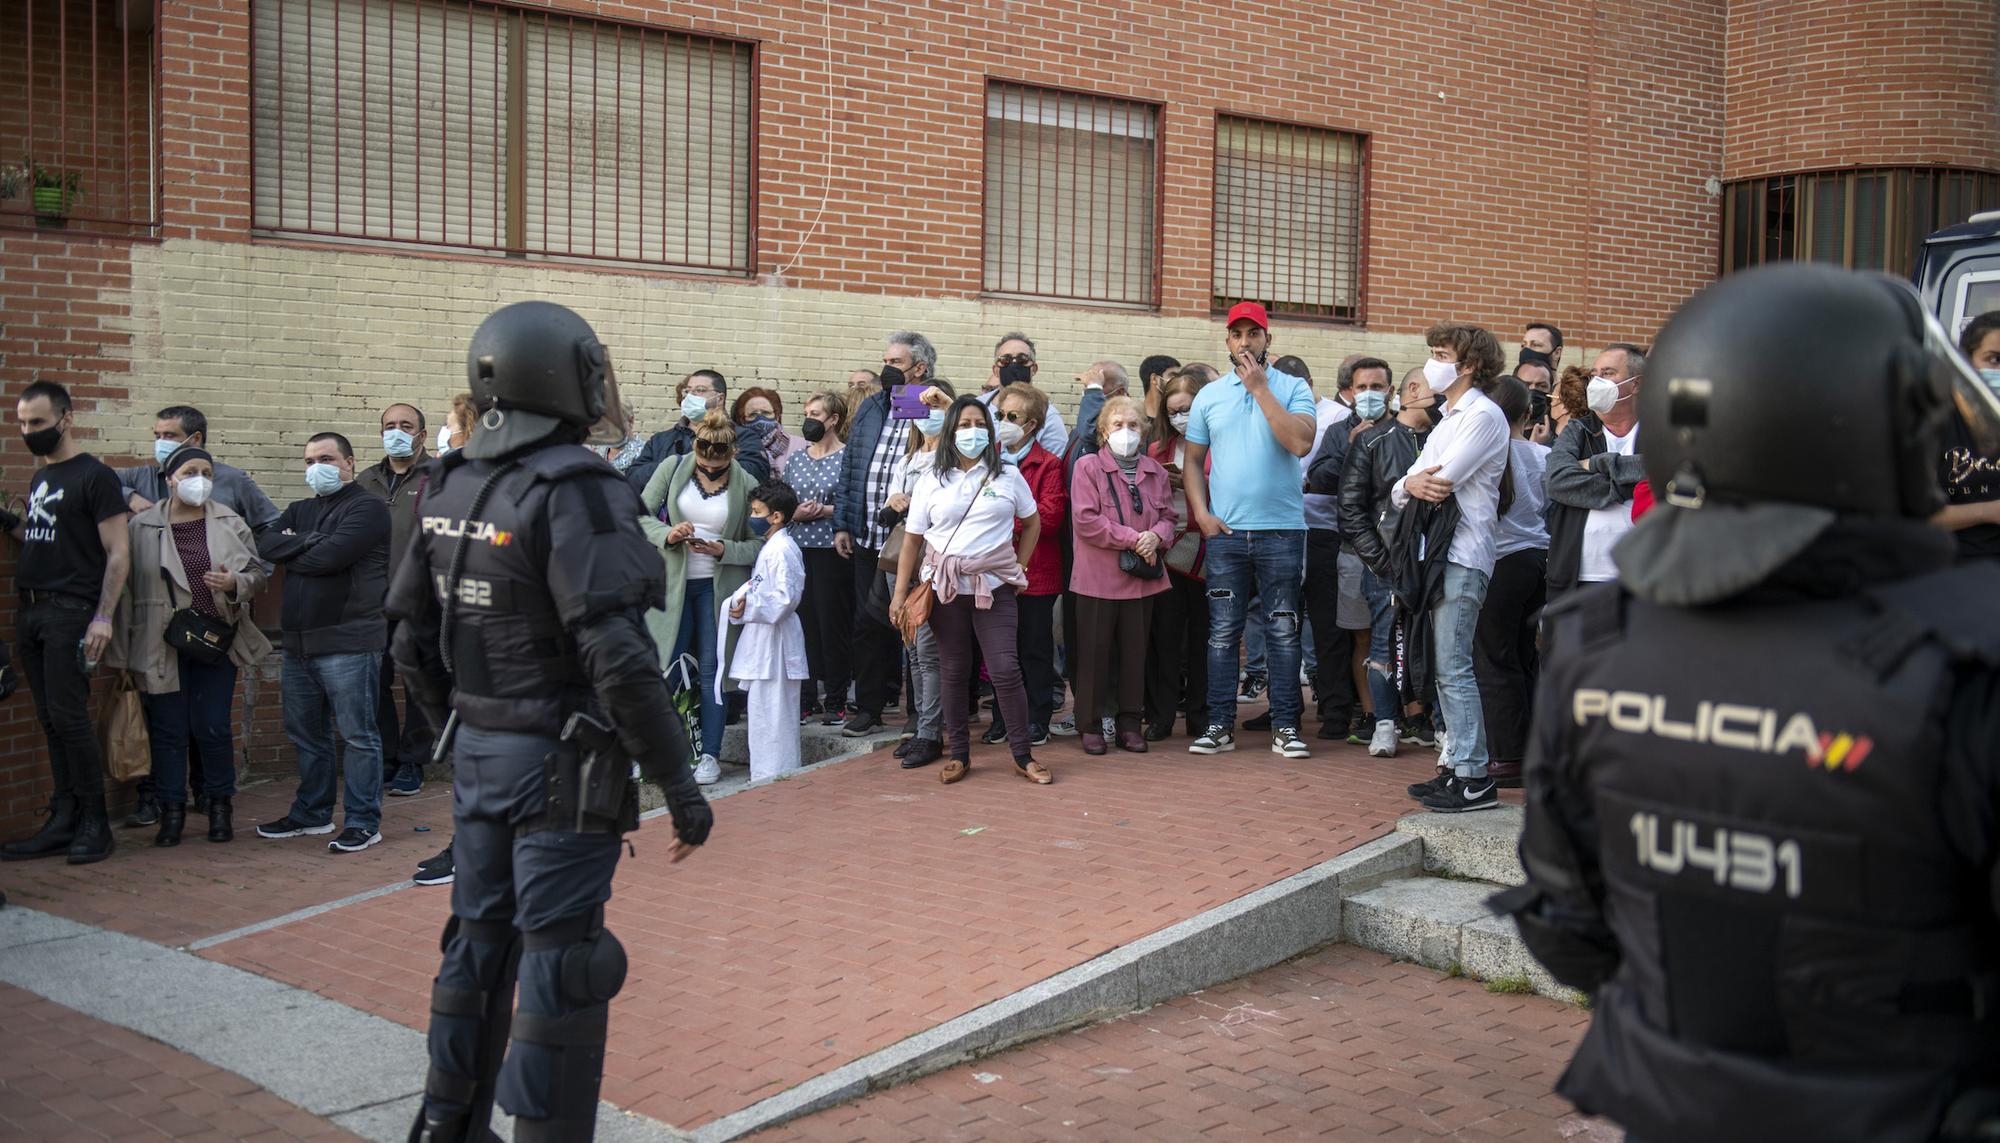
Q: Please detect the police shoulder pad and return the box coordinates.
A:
[1858,563,2000,670]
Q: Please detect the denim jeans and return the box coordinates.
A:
[282,649,384,832]
[141,653,240,804]
[1203,529,1305,730]
[1431,562,1491,779]
[1360,567,1402,722]
[669,578,725,758]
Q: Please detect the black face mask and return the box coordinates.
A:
[23,424,64,457]
[879,364,907,388]
[998,362,1033,386]
[1518,347,1555,370]
[801,417,827,444]
[696,462,730,480]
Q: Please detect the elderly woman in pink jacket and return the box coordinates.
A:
[1069,395,1177,756]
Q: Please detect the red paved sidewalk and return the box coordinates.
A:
[762,945,1614,1143]
[0,981,363,1142]
[0,780,456,946]
[196,732,1470,1130]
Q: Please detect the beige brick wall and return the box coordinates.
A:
[105,239,1555,494]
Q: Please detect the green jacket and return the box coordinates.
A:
[639,453,763,670]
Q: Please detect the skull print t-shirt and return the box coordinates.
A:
[21,453,129,602]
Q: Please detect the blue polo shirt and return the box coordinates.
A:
[1184,365,1316,531]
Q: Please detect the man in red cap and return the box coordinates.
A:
[1180,302,1321,760]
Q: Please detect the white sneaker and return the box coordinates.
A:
[1271,727,1310,759]
[1368,719,1399,758]
[694,754,721,785]
[1100,716,1116,738]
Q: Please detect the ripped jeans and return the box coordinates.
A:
[1202,529,1305,731]
[1360,565,1402,722]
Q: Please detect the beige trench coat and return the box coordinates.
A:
[105,499,274,694]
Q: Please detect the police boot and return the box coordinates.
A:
[411,916,520,1143]
[1,795,79,861]
[66,798,115,865]
[501,909,627,1142]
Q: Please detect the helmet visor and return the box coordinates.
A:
[584,354,631,448]
[1924,306,2000,455]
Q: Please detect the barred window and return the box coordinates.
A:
[983,82,1159,307]
[251,0,753,272]
[1722,167,2000,278]
[1213,116,1365,322]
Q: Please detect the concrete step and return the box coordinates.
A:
[1394,804,1526,886]
[1341,874,1583,1005]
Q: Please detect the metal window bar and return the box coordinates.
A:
[249,0,751,273]
[982,81,1158,306]
[1721,167,2000,279]
[3,0,160,233]
[1211,114,1362,321]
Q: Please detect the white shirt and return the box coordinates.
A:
[1579,422,1639,583]
[978,388,1069,455]
[907,463,1038,590]
[676,480,731,578]
[1391,385,1511,577]
[1494,438,1551,559]
[1302,397,1352,531]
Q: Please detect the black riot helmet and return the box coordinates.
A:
[1640,262,2000,520]
[462,301,629,460]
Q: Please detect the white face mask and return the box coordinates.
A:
[994,419,1026,450]
[1168,411,1190,433]
[1422,357,1461,394]
[174,475,213,507]
[1587,375,1633,416]
[1107,428,1141,458]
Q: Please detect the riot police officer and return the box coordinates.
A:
[388,301,713,1143]
[1498,263,2000,1143]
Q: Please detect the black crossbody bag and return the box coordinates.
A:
[1104,470,1166,580]
[161,563,235,666]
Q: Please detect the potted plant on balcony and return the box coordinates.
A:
[5,162,84,221]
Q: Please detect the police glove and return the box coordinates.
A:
[658,771,714,848]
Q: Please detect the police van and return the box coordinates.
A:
[1916,208,2000,335]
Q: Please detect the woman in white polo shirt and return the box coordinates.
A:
[890,395,1047,786]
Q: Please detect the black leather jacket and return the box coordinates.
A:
[1336,419,1424,576]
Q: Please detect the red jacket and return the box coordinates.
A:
[1012,444,1068,595]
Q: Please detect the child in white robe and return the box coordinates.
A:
[722,481,810,782]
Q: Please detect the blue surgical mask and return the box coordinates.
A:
[1354,391,1389,421]
[306,462,345,496]
[382,428,415,458]
[1003,441,1033,464]
[1982,368,2000,387]
[748,516,772,537]
[918,410,947,438]
[154,438,183,467]
[681,393,709,422]
[954,427,990,456]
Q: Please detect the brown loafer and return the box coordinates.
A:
[940,758,969,784]
[1080,731,1107,755]
[1116,730,1147,753]
[1017,759,1053,785]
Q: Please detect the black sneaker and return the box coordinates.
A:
[328,827,382,853]
[1029,725,1052,747]
[256,816,337,840]
[1406,770,1452,800]
[1242,710,1273,732]
[413,846,454,886]
[1346,712,1373,745]
[123,797,160,829]
[1316,720,1343,740]
[1401,714,1438,747]
[981,723,1009,745]
[841,710,882,737]
[820,705,849,727]
[1236,673,1267,703]
[1418,775,1499,813]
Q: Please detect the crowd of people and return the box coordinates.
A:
[3,299,1997,871]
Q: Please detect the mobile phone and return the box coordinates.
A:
[889,384,929,420]
[1529,391,1552,425]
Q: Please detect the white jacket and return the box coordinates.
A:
[718,527,808,698]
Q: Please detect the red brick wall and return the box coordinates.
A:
[1724,0,2000,181]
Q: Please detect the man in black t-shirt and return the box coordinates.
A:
[0,380,132,865]
[1939,312,2000,559]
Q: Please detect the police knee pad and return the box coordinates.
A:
[559,926,626,1006]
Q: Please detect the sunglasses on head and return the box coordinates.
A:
[694,440,732,457]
